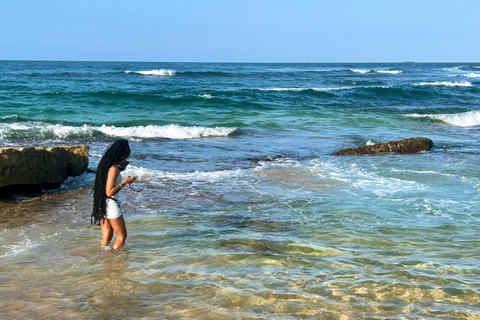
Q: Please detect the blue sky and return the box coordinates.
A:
[1,0,479,62]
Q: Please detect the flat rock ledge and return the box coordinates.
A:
[0,145,89,195]
[333,138,434,156]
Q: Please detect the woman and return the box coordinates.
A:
[92,139,136,250]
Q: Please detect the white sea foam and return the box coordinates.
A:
[97,124,236,139]
[0,123,94,139]
[2,115,18,120]
[442,66,464,72]
[366,140,375,146]
[309,159,423,196]
[350,69,402,74]
[414,81,472,87]
[0,122,237,140]
[406,110,480,127]
[125,69,176,76]
[350,69,370,74]
[0,229,40,257]
[462,73,480,78]
[198,94,214,99]
[121,165,243,184]
[376,70,403,74]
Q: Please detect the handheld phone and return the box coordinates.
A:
[118,161,129,171]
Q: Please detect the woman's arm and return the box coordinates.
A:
[106,166,136,197]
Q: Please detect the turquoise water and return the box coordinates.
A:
[1,61,480,319]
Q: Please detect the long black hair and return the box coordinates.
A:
[91,139,131,225]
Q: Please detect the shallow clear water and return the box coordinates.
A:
[1,61,480,319]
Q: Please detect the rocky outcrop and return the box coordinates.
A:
[0,145,89,194]
[333,138,434,156]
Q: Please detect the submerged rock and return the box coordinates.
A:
[0,145,89,194]
[333,138,434,155]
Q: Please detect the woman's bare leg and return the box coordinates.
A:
[108,215,127,250]
[100,218,113,246]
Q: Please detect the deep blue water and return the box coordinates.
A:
[1,61,480,319]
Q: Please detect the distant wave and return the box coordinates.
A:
[2,115,18,120]
[125,69,176,76]
[406,110,480,127]
[377,70,403,74]
[350,69,402,74]
[462,73,480,78]
[198,94,214,99]
[258,87,352,92]
[0,123,237,140]
[442,66,464,72]
[414,81,472,87]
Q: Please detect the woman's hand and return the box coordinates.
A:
[122,176,136,185]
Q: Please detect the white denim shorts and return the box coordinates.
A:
[105,197,123,219]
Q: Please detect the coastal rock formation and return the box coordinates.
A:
[0,145,89,194]
[333,138,434,156]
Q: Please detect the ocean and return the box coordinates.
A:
[0,61,479,319]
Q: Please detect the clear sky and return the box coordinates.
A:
[1,0,479,62]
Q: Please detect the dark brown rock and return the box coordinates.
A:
[0,145,89,194]
[333,138,434,156]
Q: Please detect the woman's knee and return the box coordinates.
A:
[117,231,127,242]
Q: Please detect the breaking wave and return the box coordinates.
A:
[125,69,176,76]
[406,110,480,127]
[350,69,402,74]
[462,73,480,78]
[97,124,236,139]
[414,81,472,87]
[0,123,237,140]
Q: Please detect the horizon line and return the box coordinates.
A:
[1,59,480,64]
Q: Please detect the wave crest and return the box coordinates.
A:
[0,123,237,140]
[350,69,402,74]
[407,110,480,127]
[98,124,236,139]
[414,81,472,87]
[125,69,176,76]
[462,73,480,78]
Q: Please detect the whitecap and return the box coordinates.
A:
[97,124,236,139]
[442,66,464,72]
[350,69,370,74]
[0,122,94,140]
[462,73,480,78]
[0,122,236,140]
[406,110,480,127]
[376,70,402,74]
[414,81,472,87]
[2,115,18,120]
[350,69,402,74]
[198,94,214,99]
[366,140,375,146]
[125,69,176,76]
